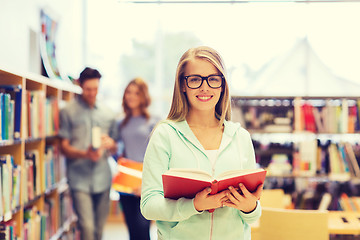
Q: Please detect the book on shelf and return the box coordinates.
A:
[11,164,21,209]
[0,166,3,218]
[44,146,56,190]
[0,154,14,219]
[302,103,316,133]
[162,168,266,200]
[0,93,2,140]
[24,150,41,201]
[45,97,59,136]
[312,107,325,133]
[9,100,14,141]
[23,207,42,240]
[339,193,358,212]
[0,85,22,140]
[318,193,332,211]
[3,85,21,140]
[26,90,45,139]
[348,105,358,133]
[112,158,143,195]
[24,159,34,201]
[344,142,360,178]
[293,97,303,132]
[0,221,17,240]
[351,196,360,211]
[44,197,57,237]
[340,99,349,134]
[297,139,318,176]
[1,92,11,140]
[328,143,351,180]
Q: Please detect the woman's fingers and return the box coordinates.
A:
[228,186,244,201]
[239,183,252,197]
[253,184,264,200]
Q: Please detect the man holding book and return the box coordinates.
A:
[59,67,117,240]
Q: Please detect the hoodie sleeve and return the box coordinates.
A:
[140,123,201,221]
[236,127,262,223]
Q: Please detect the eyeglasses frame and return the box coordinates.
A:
[183,74,224,89]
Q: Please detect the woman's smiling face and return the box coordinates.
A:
[183,58,222,113]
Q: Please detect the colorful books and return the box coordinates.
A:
[112,158,143,195]
[0,154,13,220]
[0,85,22,141]
[162,168,266,200]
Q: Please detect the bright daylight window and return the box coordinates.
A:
[86,1,360,117]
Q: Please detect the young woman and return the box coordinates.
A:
[117,78,159,240]
[140,46,263,240]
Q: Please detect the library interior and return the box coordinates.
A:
[1,0,360,239]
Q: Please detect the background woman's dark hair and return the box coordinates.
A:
[78,67,102,85]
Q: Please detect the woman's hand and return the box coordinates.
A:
[193,187,229,212]
[223,183,263,213]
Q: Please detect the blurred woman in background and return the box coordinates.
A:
[116,77,159,240]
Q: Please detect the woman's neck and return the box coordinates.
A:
[130,108,142,117]
[186,110,219,128]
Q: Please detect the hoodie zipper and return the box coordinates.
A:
[210,212,215,240]
[173,124,236,240]
[209,149,220,240]
[177,129,220,240]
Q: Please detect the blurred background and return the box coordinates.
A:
[1,0,360,117]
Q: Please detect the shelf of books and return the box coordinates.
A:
[0,67,81,239]
[232,96,360,211]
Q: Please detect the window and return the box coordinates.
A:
[86,1,360,116]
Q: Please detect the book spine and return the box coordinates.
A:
[13,88,22,140]
[0,93,2,141]
[2,94,10,140]
[210,180,219,194]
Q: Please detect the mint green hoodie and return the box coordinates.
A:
[140,120,261,240]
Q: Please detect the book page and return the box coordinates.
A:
[164,168,213,182]
[216,168,265,181]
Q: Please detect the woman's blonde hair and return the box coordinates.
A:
[121,77,151,127]
[167,46,231,125]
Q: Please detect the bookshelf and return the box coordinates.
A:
[232,96,360,211]
[0,67,81,239]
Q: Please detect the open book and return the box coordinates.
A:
[162,168,266,200]
[112,158,143,195]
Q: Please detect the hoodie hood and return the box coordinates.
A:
[162,119,241,148]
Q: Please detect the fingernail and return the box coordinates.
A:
[239,183,243,187]
[229,186,233,190]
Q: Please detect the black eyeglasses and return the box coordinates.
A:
[183,75,224,89]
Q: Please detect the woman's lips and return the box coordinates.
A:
[197,95,213,102]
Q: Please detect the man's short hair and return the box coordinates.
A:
[78,67,102,85]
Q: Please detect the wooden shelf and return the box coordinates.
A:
[0,68,80,239]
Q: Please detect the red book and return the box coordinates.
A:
[162,168,266,200]
[302,103,316,133]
